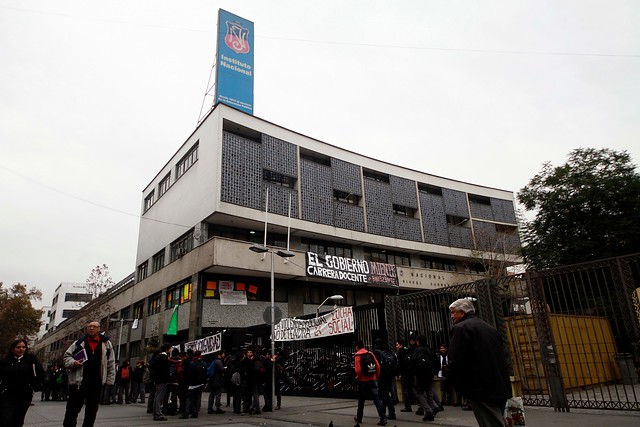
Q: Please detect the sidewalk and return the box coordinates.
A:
[24,393,639,427]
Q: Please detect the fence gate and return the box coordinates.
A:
[385,254,640,411]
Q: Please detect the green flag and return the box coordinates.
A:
[167,305,178,335]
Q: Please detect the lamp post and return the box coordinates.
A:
[316,294,344,317]
[249,243,294,411]
[110,317,136,361]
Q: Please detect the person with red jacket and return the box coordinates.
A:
[354,340,387,426]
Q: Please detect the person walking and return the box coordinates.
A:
[62,321,116,427]
[411,334,439,422]
[179,350,207,419]
[436,344,452,405]
[150,344,171,421]
[41,365,53,401]
[0,338,45,427]
[206,350,225,414]
[129,360,145,403]
[353,340,387,426]
[373,338,397,421]
[447,298,511,427]
[117,360,131,404]
[395,338,414,414]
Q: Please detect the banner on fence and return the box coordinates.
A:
[184,332,222,355]
[274,306,354,341]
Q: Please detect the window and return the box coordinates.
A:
[446,214,469,226]
[300,149,331,166]
[418,184,443,196]
[152,250,165,273]
[262,169,296,188]
[300,238,352,258]
[137,261,148,282]
[170,229,194,261]
[333,190,360,205]
[144,190,155,212]
[166,282,192,308]
[176,142,199,179]
[64,293,92,303]
[496,224,517,234]
[468,194,491,205]
[120,307,130,320]
[62,309,80,318]
[133,300,144,319]
[148,292,162,315]
[158,173,171,198]
[419,255,457,272]
[363,169,389,183]
[363,248,410,266]
[393,204,416,217]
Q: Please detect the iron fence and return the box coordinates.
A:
[278,255,640,411]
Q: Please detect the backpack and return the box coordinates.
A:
[413,347,434,378]
[169,359,183,383]
[379,349,398,375]
[231,371,241,386]
[142,367,152,384]
[359,351,377,375]
[192,358,207,384]
[207,360,216,378]
[120,366,130,381]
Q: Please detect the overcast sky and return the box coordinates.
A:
[1,0,638,308]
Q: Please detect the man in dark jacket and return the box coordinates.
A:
[447,298,511,427]
[411,335,439,421]
[206,351,226,414]
[151,344,171,421]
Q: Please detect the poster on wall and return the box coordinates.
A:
[215,9,254,114]
[184,332,222,355]
[220,290,248,305]
[273,306,354,341]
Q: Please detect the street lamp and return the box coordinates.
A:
[109,317,136,361]
[249,243,294,410]
[316,294,344,317]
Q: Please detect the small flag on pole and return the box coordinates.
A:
[167,305,179,335]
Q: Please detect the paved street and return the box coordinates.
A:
[24,393,639,427]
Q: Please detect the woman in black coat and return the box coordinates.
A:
[0,338,45,427]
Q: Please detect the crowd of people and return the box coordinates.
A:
[353,298,511,427]
[1,302,509,427]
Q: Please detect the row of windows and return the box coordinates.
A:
[143,142,199,213]
[64,292,92,303]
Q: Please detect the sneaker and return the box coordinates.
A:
[215,409,225,414]
[153,417,167,421]
[416,408,424,415]
[178,413,189,419]
[422,414,434,421]
[377,419,387,426]
[354,416,363,423]
[400,408,412,412]
[190,414,198,418]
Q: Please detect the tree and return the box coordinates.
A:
[0,282,43,350]
[518,148,640,269]
[86,264,115,298]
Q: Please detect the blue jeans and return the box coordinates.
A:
[356,380,385,421]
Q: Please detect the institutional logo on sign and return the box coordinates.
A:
[215,9,254,115]
[224,20,250,54]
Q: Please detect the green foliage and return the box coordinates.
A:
[0,282,43,351]
[518,148,640,269]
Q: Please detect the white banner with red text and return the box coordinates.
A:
[273,306,355,341]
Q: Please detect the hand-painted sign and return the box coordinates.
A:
[215,9,254,114]
[306,252,399,286]
[184,332,222,355]
[274,306,355,341]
